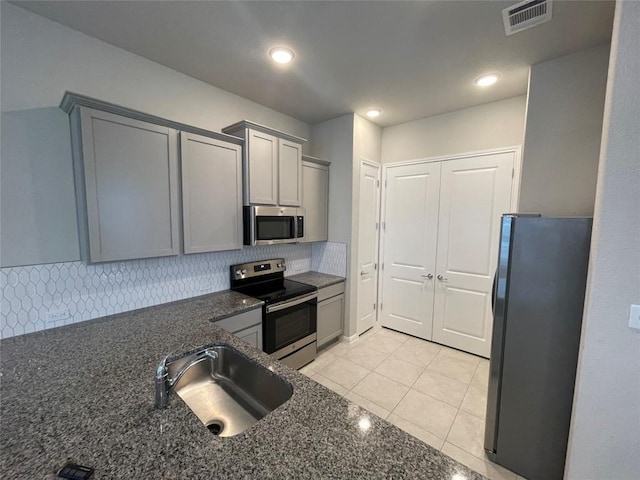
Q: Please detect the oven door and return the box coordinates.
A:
[264,293,317,356]
[245,206,298,246]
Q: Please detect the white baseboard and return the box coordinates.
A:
[340,333,359,344]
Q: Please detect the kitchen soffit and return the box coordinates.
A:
[12,1,614,127]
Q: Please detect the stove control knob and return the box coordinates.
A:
[235,269,246,276]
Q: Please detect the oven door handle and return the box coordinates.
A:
[266,292,318,313]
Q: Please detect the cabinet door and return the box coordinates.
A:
[181,132,243,254]
[278,139,302,206]
[247,129,278,205]
[380,162,441,340]
[432,152,514,358]
[317,293,344,347]
[301,161,329,242]
[76,107,179,263]
[234,324,263,350]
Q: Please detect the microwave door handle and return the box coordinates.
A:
[249,206,257,246]
[293,216,298,239]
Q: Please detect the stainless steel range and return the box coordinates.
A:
[230,258,317,369]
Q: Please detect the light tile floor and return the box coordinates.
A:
[301,327,527,480]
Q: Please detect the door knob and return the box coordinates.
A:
[437,274,448,281]
[421,273,433,279]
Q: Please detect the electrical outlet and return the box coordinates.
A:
[629,304,640,331]
[46,309,70,324]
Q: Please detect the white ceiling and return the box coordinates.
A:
[13,1,614,127]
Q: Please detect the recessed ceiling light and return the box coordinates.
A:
[475,73,500,87]
[269,47,294,64]
[366,108,382,118]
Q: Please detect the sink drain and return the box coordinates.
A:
[206,420,224,436]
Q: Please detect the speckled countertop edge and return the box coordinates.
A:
[0,288,485,480]
[288,271,346,289]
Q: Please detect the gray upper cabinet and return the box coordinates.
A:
[180,132,243,254]
[247,129,278,205]
[70,107,180,263]
[301,156,330,242]
[222,121,307,207]
[278,139,302,206]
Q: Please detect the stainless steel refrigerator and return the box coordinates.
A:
[485,215,592,480]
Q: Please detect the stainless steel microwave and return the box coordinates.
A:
[244,206,305,246]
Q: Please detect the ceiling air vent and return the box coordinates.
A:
[503,0,553,36]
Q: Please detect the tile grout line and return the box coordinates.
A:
[442,360,483,456]
[385,340,443,427]
[343,333,417,416]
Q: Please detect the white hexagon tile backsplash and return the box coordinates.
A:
[311,242,347,277]
[1,242,344,339]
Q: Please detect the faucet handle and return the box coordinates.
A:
[156,356,169,379]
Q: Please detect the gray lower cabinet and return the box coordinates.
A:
[317,281,345,347]
[233,324,262,349]
[214,308,263,350]
[301,156,330,242]
[69,107,180,263]
[180,132,243,254]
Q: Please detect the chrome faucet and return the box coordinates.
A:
[155,348,218,409]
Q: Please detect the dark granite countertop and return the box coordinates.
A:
[289,271,346,289]
[0,289,484,479]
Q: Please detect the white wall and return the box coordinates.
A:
[309,114,382,337]
[355,114,383,164]
[565,2,640,479]
[310,114,355,336]
[519,44,610,216]
[381,96,526,164]
[310,114,355,245]
[350,114,382,336]
[0,2,310,267]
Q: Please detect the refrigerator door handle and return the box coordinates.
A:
[492,268,498,312]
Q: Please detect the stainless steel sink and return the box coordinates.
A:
[164,344,293,437]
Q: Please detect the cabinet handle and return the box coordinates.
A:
[437,274,448,281]
[421,274,433,279]
[360,271,367,276]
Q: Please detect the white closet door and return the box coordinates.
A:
[381,162,441,339]
[357,162,380,335]
[432,152,514,358]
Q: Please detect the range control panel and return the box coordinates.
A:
[231,258,286,281]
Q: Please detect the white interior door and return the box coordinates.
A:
[357,162,381,335]
[381,162,441,339]
[432,152,514,357]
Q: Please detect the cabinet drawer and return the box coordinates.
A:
[213,308,262,334]
[317,281,346,302]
